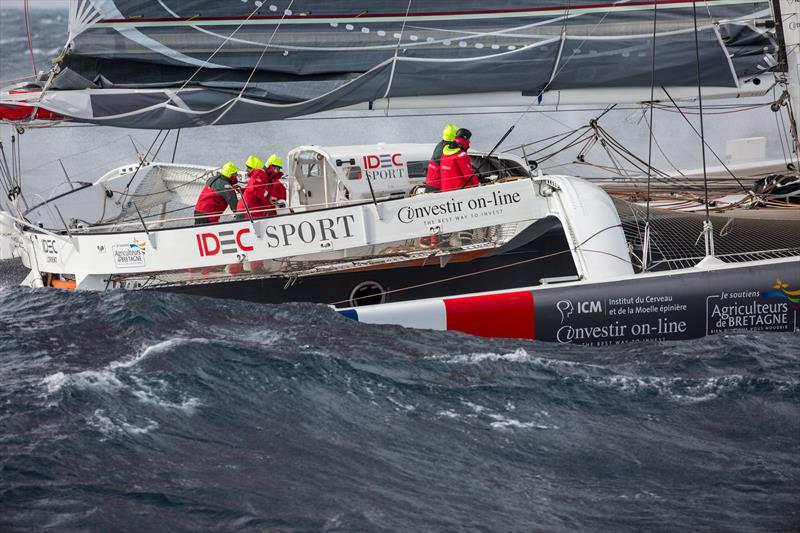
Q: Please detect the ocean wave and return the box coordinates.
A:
[88,408,160,438]
[589,373,799,403]
[41,337,205,415]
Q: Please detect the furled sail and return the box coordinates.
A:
[0,0,779,128]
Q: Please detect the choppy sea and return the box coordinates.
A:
[1,6,799,532]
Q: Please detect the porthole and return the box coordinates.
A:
[349,281,386,307]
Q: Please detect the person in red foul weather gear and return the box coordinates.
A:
[262,154,286,217]
[236,155,271,219]
[439,128,479,192]
[426,123,457,191]
[194,161,240,225]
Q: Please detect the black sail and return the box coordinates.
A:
[1,0,779,128]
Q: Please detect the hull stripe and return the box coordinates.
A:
[444,290,535,339]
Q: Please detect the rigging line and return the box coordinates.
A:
[601,139,631,178]
[23,0,37,76]
[773,87,791,167]
[120,130,164,205]
[782,95,800,167]
[661,87,750,194]
[170,1,268,101]
[22,132,152,174]
[651,103,773,116]
[383,0,415,112]
[509,125,589,153]
[0,75,37,86]
[326,248,571,306]
[326,223,625,306]
[524,127,591,158]
[593,124,675,180]
[171,129,181,163]
[211,0,296,126]
[598,127,676,182]
[775,95,795,165]
[643,0,659,271]
[153,130,173,163]
[640,111,687,177]
[692,0,711,229]
[530,129,596,164]
[508,0,618,132]
[539,129,596,159]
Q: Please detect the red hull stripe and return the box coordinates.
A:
[99,0,730,24]
[444,290,535,340]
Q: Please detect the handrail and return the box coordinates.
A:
[0,211,72,243]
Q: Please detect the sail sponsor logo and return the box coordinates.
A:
[363,153,405,180]
[398,190,522,224]
[113,238,146,267]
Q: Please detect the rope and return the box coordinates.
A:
[691,1,711,228]
[506,0,618,134]
[326,223,625,306]
[660,87,749,194]
[774,87,791,167]
[23,0,37,76]
[643,0,659,271]
[211,0,296,125]
[170,2,268,99]
[382,0,414,109]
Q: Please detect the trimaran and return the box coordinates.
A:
[0,0,798,345]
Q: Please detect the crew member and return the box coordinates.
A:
[262,154,286,217]
[425,123,457,191]
[194,161,240,225]
[439,128,479,192]
[236,155,271,219]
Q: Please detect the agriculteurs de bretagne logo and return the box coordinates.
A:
[761,278,800,311]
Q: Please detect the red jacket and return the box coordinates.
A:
[236,167,286,218]
[195,172,239,221]
[440,147,478,192]
[425,140,447,190]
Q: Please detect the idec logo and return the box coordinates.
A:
[362,153,405,180]
[196,228,253,257]
[363,153,402,169]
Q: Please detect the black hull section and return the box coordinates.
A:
[343,258,800,345]
[156,228,577,307]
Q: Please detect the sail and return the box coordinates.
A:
[0,0,779,128]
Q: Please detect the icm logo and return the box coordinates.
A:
[196,228,253,257]
[556,299,573,323]
[578,301,602,313]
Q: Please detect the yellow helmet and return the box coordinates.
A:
[220,161,239,178]
[245,155,263,169]
[265,154,283,168]
[442,123,458,142]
